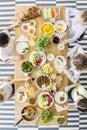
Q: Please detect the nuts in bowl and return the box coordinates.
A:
[36,75,51,90]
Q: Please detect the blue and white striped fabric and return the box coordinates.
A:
[0,0,87,130]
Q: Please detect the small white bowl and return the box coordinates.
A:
[28,27,36,36]
[21,23,30,32]
[57,43,65,51]
[47,53,54,61]
[54,20,67,33]
[28,20,36,27]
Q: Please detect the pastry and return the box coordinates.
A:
[12,6,41,22]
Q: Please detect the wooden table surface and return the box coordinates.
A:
[15,6,68,126]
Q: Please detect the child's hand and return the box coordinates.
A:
[16,55,23,60]
[67,52,74,59]
[14,20,22,27]
[25,77,31,81]
[67,52,70,57]
[66,20,71,27]
[63,39,67,44]
[64,86,69,92]
[63,65,68,72]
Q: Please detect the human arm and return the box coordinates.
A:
[67,30,85,43]
[6,20,21,32]
[2,76,14,83]
[66,8,79,22]
[7,77,31,85]
[68,104,77,110]
[64,68,80,83]
[65,82,80,92]
[4,55,23,64]
[67,44,84,58]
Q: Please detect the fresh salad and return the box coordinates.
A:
[21,61,33,73]
[41,108,54,123]
[38,92,54,108]
[36,34,52,51]
[30,51,46,66]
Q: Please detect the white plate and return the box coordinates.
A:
[16,35,28,42]
[54,55,66,73]
[15,86,27,103]
[55,91,67,104]
[54,20,67,33]
[16,42,29,55]
[47,53,54,61]
[29,51,46,66]
[37,92,54,109]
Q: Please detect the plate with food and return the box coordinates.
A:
[55,91,67,104]
[15,86,27,103]
[37,92,54,108]
[16,42,29,55]
[21,23,30,32]
[21,61,33,74]
[54,20,67,33]
[54,55,66,73]
[41,23,55,35]
[29,51,46,66]
[36,75,51,90]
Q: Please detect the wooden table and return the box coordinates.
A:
[15,6,68,126]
